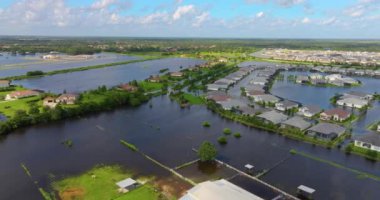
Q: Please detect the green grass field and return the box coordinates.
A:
[138,81,163,92]
[0,96,41,118]
[52,165,161,200]
[183,94,205,105]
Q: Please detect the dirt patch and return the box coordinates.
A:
[153,176,192,199]
[59,187,85,200]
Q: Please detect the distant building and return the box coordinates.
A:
[252,94,280,104]
[296,75,309,84]
[170,72,184,77]
[179,179,264,200]
[5,90,40,100]
[320,108,351,122]
[354,133,380,153]
[147,75,161,83]
[307,123,346,140]
[0,80,10,88]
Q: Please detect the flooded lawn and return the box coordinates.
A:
[0,52,139,78]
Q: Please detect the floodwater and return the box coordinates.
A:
[0,52,139,78]
[13,58,205,93]
[0,96,379,200]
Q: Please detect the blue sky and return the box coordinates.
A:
[0,0,379,38]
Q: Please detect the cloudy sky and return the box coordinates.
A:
[0,0,379,38]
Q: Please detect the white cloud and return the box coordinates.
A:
[256,11,265,18]
[91,0,118,10]
[172,5,195,20]
[301,17,310,24]
[192,12,209,27]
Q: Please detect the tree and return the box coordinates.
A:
[198,141,217,162]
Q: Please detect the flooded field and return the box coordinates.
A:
[13,58,205,93]
[0,52,139,78]
[0,96,379,200]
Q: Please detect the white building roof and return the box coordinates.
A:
[180,179,263,200]
[116,178,137,189]
[297,185,316,194]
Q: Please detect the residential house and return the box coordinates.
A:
[309,73,323,80]
[296,75,309,84]
[275,100,299,111]
[43,97,57,108]
[252,94,280,104]
[207,83,229,91]
[249,77,268,86]
[147,75,161,83]
[298,105,322,118]
[245,90,265,98]
[354,133,380,153]
[342,91,373,100]
[320,108,351,122]
[307,123,346,140]
[336,98,368,109]
[170,72,184,77]
[257,110,288,125]
[281,116,312,131]
[5,90,40,100]
[119,84,138,92]
[378,124,380,132]
[0,80,10,88]
[56,93,78,105]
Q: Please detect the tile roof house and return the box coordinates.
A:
[5,90,40,100]
[275,100,299,111]
[43,97,57,108]
[298,105,322,118]
[257,110,288,125]
[354,133,380,153]
[56,93,79,105]
[281,116,312,131]
[320,108,351,122]
[119,84,138,92]
[147,75,161,83]
[307,123,346,140]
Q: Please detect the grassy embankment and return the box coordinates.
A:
[290,149,380,180]
[345,143,380,161]
[52,165,161,200]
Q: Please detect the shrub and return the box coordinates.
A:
[233,132,241,138]
[202,121,211,127]
[223,128,231,135]
[26,70,44,76]
[217,136,227,145]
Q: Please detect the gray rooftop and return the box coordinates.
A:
[307,123,346,135]
[355,133,380,146]
[302,105,322,114]
[116,178,137,189]
[281,116,311,130]
[258,110,288,124]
